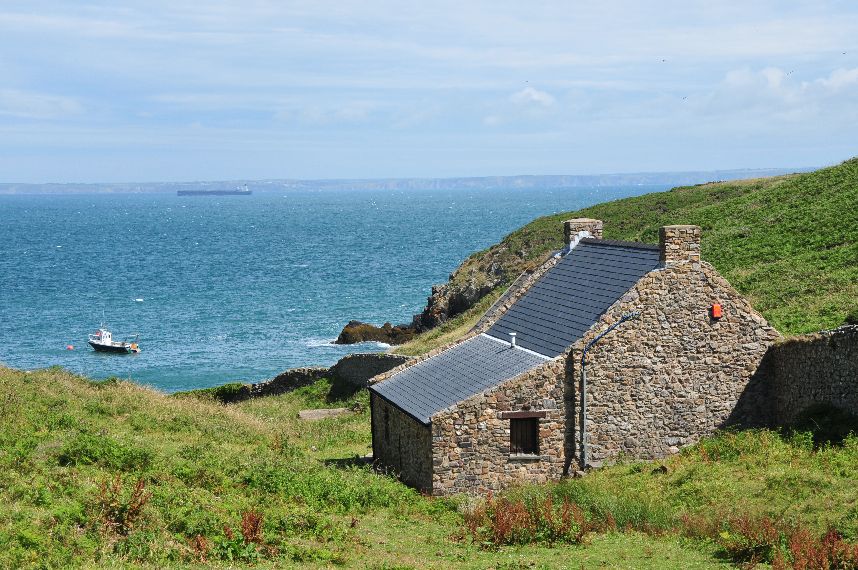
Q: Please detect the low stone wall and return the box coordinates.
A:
[249,367,329,398]
[763,325,858,424]
[198,352,410,403]
[329,353,412,387]
[371,393,433,492]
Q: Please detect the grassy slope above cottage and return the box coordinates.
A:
[395,158,858,356]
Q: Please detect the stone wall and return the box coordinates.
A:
[199,352,408,403]
[370,393,433,492]
[329,353,412,387]
[249,367,329,398]
[430,357,567,495]
[763,325,858,424]
[567,260,781,467]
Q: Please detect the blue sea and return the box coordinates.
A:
[0,185,665,392]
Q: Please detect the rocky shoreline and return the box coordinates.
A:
[335,243,556,346]
[335,320,416,345]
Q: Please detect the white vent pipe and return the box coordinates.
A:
[509,332,517,348]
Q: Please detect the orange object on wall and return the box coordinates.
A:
[711,304,723,319]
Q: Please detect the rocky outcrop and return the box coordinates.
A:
[335,320,416,345]
[411,281,496,331]
[250,367,329,398]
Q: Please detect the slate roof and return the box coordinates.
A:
[485,239,661,357]
[370,334,548,424]
[370,238,661,424]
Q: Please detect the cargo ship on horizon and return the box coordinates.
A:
[177,184,251,196]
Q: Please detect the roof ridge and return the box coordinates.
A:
[580,237,660,250]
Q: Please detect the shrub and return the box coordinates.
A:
[189,534,210,563]
[790,528,858,570]
[240,510,264,545]
[684,514,858,569]
[96,475,151,536]
[716,515,785,564]
[211,524,260,563]
[173,382,250,403]
[463,493,582,547]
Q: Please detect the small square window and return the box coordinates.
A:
[510,417,539,455]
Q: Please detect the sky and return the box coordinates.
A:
[1,1,857,183]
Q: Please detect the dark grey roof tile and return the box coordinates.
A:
[369,334,548,424]
[485,241,660,357]
[373,239,661,423]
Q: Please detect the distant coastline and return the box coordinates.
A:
[0,166,816,195]
[177,186,252,196]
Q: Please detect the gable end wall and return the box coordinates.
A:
[569,261,781,465]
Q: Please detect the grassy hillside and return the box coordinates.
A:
[2,365,857,568]
[396,158,857,355]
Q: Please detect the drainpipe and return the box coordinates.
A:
[579,311,641,470]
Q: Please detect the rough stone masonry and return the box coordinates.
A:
[370,220,854,495]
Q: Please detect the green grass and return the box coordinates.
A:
[0,368,796,568]
[3,365,857,567]
[397,159,858,356]
[464,426,858,566]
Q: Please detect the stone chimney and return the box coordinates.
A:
[659,225,702,266]
[564,218,603,249]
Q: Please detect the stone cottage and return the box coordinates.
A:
[368,219,781,495]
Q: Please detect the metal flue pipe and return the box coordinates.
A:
[579,310,641,470]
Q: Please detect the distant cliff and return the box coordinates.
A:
[0,167,811,194]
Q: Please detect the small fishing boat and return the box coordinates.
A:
[88,327,140,354]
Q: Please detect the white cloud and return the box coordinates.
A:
[510,87,555,107]
[1,1,858,181]
[688,65,858,129]
[815,67,858,90]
